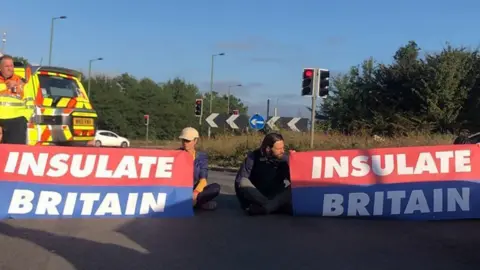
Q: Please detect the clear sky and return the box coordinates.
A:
[3,0,480,117]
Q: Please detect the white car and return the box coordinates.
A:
[94,130,130,148]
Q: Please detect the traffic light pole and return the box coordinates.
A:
[199,99,203,126]
[145,116,150,146]
[310,69,319,149]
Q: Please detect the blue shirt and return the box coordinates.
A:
[179,148,208,188]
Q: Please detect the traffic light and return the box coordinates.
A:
[319,69,330,98]
[302,68,315,96]
[143,114,149,125]
[232,109,239,115]
[195,99,203,116]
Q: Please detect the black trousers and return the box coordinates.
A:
[235,177,292,215]
[196,183,221,207]
[0,117,27,144]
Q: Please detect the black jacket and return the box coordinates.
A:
[234,148,290,197]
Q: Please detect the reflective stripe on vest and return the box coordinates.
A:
[0,93,22,99]
[24,96,35,109]
[0,101,25,106]
[0,93,27,119]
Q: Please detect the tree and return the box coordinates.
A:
[12,56,29,66]
[318,41,480,136]
[84,73,249,140]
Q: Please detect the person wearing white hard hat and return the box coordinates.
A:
[179,127,220,210]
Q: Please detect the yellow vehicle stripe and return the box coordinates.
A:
[42,108,57,116]
[73,126,95,130]
[56,97,71,108]
[63,125,73,141]
[40,125,52,141]
[43,98,53,106]
[72,112,97,117]
[73,136,95,141]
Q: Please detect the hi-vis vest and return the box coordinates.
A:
[0,75,28,120]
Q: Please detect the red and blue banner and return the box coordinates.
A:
[289,144,478,220]
[0,144,194,219]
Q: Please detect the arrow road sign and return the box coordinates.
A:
[267,116,280,130]
[226,114,240,129]
[205,113,219,128]
[205,113,248,129]
[287,118,301,132]
[296,118,309,132]
[249,114,265,130]
[235,115,249,130]
[276,117,309,132]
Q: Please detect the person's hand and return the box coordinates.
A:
[193,190,200,201]
[5,81,18,89]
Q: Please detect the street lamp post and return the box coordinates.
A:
[48,16,67,66]
[227,84,242,114]
[208,52,225,138]
[87,57,103,97]
[1,32,6,54]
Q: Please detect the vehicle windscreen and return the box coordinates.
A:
[38,74,81,98]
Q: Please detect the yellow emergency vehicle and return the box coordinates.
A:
[14,61,98,146]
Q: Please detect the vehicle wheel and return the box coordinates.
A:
[95,140,102,147]
[120,141,128,148]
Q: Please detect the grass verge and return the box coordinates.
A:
[131,131,455,168]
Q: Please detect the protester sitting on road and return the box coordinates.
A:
[234,132,292,216]
[453,135,471,144]
[179,127,221,210]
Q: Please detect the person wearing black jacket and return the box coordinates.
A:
[234,132,292,216]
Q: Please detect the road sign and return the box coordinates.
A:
[226,114,240,129]
[287,118,301,132]
[249,114,265,130]
[267,116,280,130]
[206,113,219,128]
[266,117,309,132]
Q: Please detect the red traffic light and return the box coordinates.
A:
[195,99,202,104]
[144,114,149,119]
[304,69,314,78]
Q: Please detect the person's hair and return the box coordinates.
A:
[0,54,13,64]
[260,132,284,150]
[453,135,471,145]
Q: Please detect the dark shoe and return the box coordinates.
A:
[246,204,267,216]
[199,201,217,211]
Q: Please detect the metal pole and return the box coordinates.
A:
[227,85,231,114]
[1,32,6,54]
[48,18,55,66]
[87,57,103,97]
[208,54,215,138]
[266,99,270,119]
[146,124,149,145]
[87,60,92,97]
[199,96,203,126]
[145,117,149,146]
[276,98,279,116]
[310,69,318,149]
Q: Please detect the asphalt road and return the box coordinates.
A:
[0,171,479,270]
